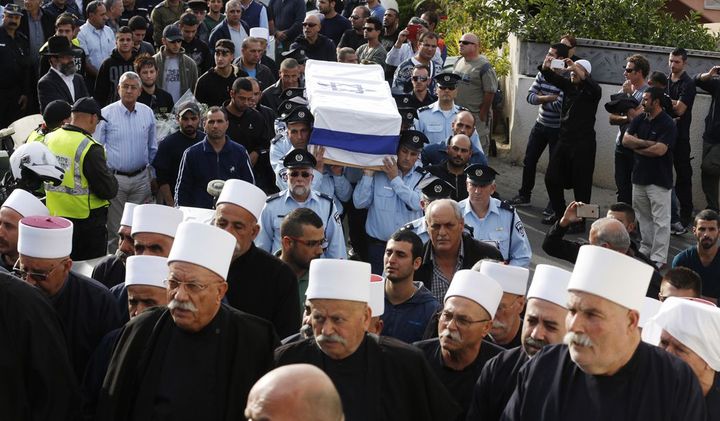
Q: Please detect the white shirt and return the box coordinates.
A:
[77,22,115,70]
[52,67,76,101]
[385,42,443,69]
[229,25,247,57]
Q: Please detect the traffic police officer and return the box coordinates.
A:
[459,164,532,267]
[26,100,72,144]
[353,129,430,273]
[257,148,346,259]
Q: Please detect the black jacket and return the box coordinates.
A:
[37,69,89,111]
[540,66,602,141]
[19,10,55,51]
[290,34,337,62]
[94,49,138,107]
[194,66,248,107]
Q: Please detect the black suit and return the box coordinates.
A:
[37,69,89,112]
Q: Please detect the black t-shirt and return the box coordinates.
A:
[628,110,677,189]
[182,38,211,74]
[666,71,696,139]
[138,88,175,115]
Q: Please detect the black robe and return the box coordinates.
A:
[489,326,522,350]
[708,373,720,421]
[97,304,278,421]
[0,273,81,421]
[225,244,301,338]
[501,342,707,421]
[51,271,123,381]
[414,338,504,420]
[275,334,462,421]
[467,346,529,421]
[91,254,126,289]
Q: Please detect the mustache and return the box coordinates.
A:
[440,329,462,342]
[563,331,594,347]
[492,320,507,329]
[524,336,548,350]
[299,323,313,339]
[168,299,197,312]
[114,248,130,263]
[316,334,347,346]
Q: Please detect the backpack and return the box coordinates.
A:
[479,61,503,108]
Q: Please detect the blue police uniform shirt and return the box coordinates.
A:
[405,217,429,244]
[353,163,427,241]
[257,189,347,259]
[459,197,532,267]
[415,102,482,150]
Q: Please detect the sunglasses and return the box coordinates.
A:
[412,76,428,81]
[459,40,476,45]
[168,39,182,44]
[302,22,317,27]
[438,86,456,90]
[215,48,231,56]
[289,170,312,178]
[623,67,636,73]
[363,27,377,31]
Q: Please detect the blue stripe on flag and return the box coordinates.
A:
[309,128,399,155]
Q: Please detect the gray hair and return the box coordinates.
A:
[226,0,242,10]
[104,0,121,11]
[425,198,463,223]
[119,71,141,85]
[590,217,630,252]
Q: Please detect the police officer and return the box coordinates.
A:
[353,129,430,273]
[402,177,455,243]
[0,4,32,128]
[398,107,417,131]
[44,97,119,260]
[257,148,346,259]
[26,100,72,144]
[459,164,531,267]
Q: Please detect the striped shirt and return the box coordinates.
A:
[94,101,158,173]
[430,237,465,302]
[526,72,563,128]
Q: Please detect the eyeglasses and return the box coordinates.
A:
[288,170,312,178]
[438,86,456,90]
[363,27,377,31]
[458,40,476,45]
[215,48,231,56]
[164,278,219,294]
[168,39,182,44]
[438,310,490,328]
[349,15,361,19]
[288,236,328,249]
[412,76,428,81]
[13,259,67,281]
[302,22,317,27]
[623,67,636,73]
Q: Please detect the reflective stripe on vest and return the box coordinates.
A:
[45,137,91,196]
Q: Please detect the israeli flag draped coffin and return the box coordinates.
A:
[305,60,401,168]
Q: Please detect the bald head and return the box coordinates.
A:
[452,111,476,137]
[449,134,471,148]
[589,217,631,252]
[459,33,480,59]
[245,364,344,421]
[305,14,321,25]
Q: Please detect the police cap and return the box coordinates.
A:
[281,48,307,64]
[434,72,462,88]
[398,130,428,151]
[283,148,317,169]
[465,164,499,185]
[280,105,314,125]
[421,178,455,199]
[398,107,417,126]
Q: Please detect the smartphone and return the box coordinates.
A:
[551,59,565,70]
[406,24,421,41]
[576,204,600,219]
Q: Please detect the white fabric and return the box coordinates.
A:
[568,245,652,311]
[633,183,671,263]
[250,27,269,40]
[306,259,370,303]
[179,206,216,224]
[217,179,267,221]
[168,222,236,281]
[2,189,48,218]
[120,202,138,227]
[527,264,571,309]
[369,274,384,316]
[478,260,529,296]
[18,216,73,259]
[639,297,662,329]
[125,255,169,289]
[163,56,182,103]
[131,204,184,238]
[642,297,720,371]
[445,269,503,319]
[575,59,592,75]
[52,67,76,102]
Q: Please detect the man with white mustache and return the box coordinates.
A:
[501,245,706,420]
[477,261,529,349]
[414,269,504,420]
[467,264,571,420]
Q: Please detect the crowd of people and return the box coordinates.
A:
[1,0,720,419]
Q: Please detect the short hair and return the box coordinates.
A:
[226,0,242,10]
[242,37,263,49]
[232,77,253,92]
[421,10,438,27]
[133,53,157,72]
[119,71,141,85]
[128,15,149,30]
[560,34,576,48]
[626,54,650,78]
[694,209,720,226]
[355,5,370,18]
[366,16,382,31]
[649,71,668,88]
[386,8,399,17]
[645,86,665,104]
[215,38,235,52]
[207,105,228,120]
[413,64,430,74]
[590,217,630,251]
[425,198,463,223]
[86,0,104,15]
[389,229,423,261]
[418,31,438,44]
[104,0,121,11]
[671,47,688,61]
[281,208,323,238]
[55,13,76,28]
[609,202,636,223]
[280,58,299,71]
[116,26,132,37]
[337,47,356,62]
[662,267,702,296]
[550,42,569,59]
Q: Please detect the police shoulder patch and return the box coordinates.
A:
[457,105,469,112]
[417,105,431,113]
[271,134,284,145]
[515,220,526,237]
[266,192,282,203]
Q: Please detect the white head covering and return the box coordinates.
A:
[120,202,138,227]
[527,264,571,309]
[249,27,269,41]
[568,245,652,311]
[125,255,169,289]
[306,259,370,303]
[18,216,73,259]
[167,222,236,281]
[369,274,384,317]
[445,269,503,319]
[575,59,592,75]
[216,179,267,221]
[642,297,720,371]
[638,297,662,329]
[131,204,184,238]
[478,260,529,296]
[2,189,49,218]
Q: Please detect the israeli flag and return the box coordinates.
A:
[305,60,401,167]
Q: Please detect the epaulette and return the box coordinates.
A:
[417,105,431,113]
[402,222,414,231]
[464,224,475,236]
[415,166,428,175]
[271,133,284,145]
[266,192,282,203]
[317,192,334,202]
[457,105,469,112]
[499,200,515,212]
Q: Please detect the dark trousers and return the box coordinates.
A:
[367,238,386,275]
[344,197,369,261]
[674,137,694,222]
[545,139,596,218]
[702,141,720,211]
[0,87,24,129]
[614,143,635,204]
[69,209,109,261]
[519,122,558,198]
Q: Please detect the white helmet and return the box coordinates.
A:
[10,142,64,185]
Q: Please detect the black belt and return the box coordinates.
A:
[368,236,386,245]
[115,167,145,177]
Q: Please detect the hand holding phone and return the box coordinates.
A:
[576,204,600,219]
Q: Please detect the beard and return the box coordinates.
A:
[59,61,76,76]
[700,237,717,250]
[522,336,548,357]
[291,184,309,197]
[114,247,130,264]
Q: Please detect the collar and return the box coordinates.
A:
[463,197,498,218]
[201,135,230,152]
[51,67,75,83]
[282,188,318,206]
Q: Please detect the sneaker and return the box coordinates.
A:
[509,195,531,206]
[542,203,553,216]
[541,214,557,225]
[670,222,687,235]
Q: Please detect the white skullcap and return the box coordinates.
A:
[478,260,529,296]
[445,269,503,319]
[639,297,662,329]
[306,259,370,303]
[527,264,571,309]
[250,27,269,41]
[642,297,720,371]
[18,216,73,259]
[216,179,267,221]
[168,222,236,281]
[575,59,592,75]
[131,204,184,238]
[369,274,384,317]
[2,189,49,218]
[125,255,169,289]
[120,202,138,227]
[568,245,652,311]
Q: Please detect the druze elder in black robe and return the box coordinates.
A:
[214,179,301,338]
[467,264,572,421]
[477,261,529,350]
[275,259,461,421]
[502,246,706,421]
[0,188,52,273]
